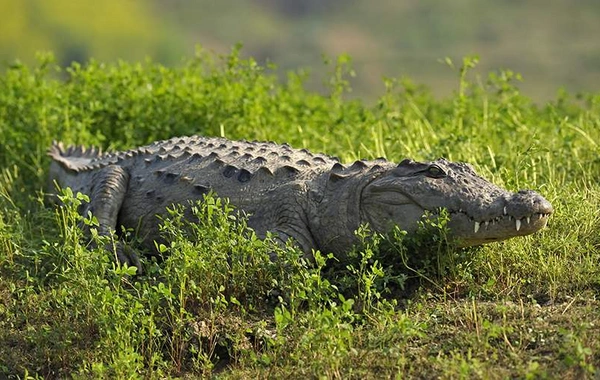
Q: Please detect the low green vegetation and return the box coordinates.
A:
[0,49,599,378]
[3,0,600,100]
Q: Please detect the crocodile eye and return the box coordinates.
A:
[425,165,445,178]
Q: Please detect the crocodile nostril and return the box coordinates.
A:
[508,191,553,217]
[536,196,554,214]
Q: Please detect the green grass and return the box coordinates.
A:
[0,49,599,378]
[4,0,600,101]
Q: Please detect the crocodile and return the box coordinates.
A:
[48,135,553,270]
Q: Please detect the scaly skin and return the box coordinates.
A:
[48,135,553,269]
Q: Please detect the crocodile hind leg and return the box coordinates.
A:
[82,165,141,273]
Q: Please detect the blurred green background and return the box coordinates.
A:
[2,0,599,101]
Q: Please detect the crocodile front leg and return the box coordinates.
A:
[83,165,141,273]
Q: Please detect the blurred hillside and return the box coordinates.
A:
[2,0,599,101]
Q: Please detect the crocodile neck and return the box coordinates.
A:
[307,169,383,255]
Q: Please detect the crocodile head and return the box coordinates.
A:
[360,158,553,247]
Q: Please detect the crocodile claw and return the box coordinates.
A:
[115,242,142,274]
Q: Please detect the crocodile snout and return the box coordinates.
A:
[506,190,554,220]
[450,189,553,247]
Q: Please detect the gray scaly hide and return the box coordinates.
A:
[48,135,553,268]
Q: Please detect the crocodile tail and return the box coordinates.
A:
[48,141,103,172]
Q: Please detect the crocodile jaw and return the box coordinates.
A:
[445,209,552,247]
[363,201,553,247]
[360,185,553,247]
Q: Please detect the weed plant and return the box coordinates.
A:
[0,49,599,378]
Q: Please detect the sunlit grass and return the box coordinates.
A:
[0,50,598,378]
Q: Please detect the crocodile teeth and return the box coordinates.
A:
[515,219,521,231]
[484,221,489,229]
[503,206,507,215]
[474,222,480,234]
[526,216,531,224]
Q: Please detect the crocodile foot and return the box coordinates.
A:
[114,242,142,274]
